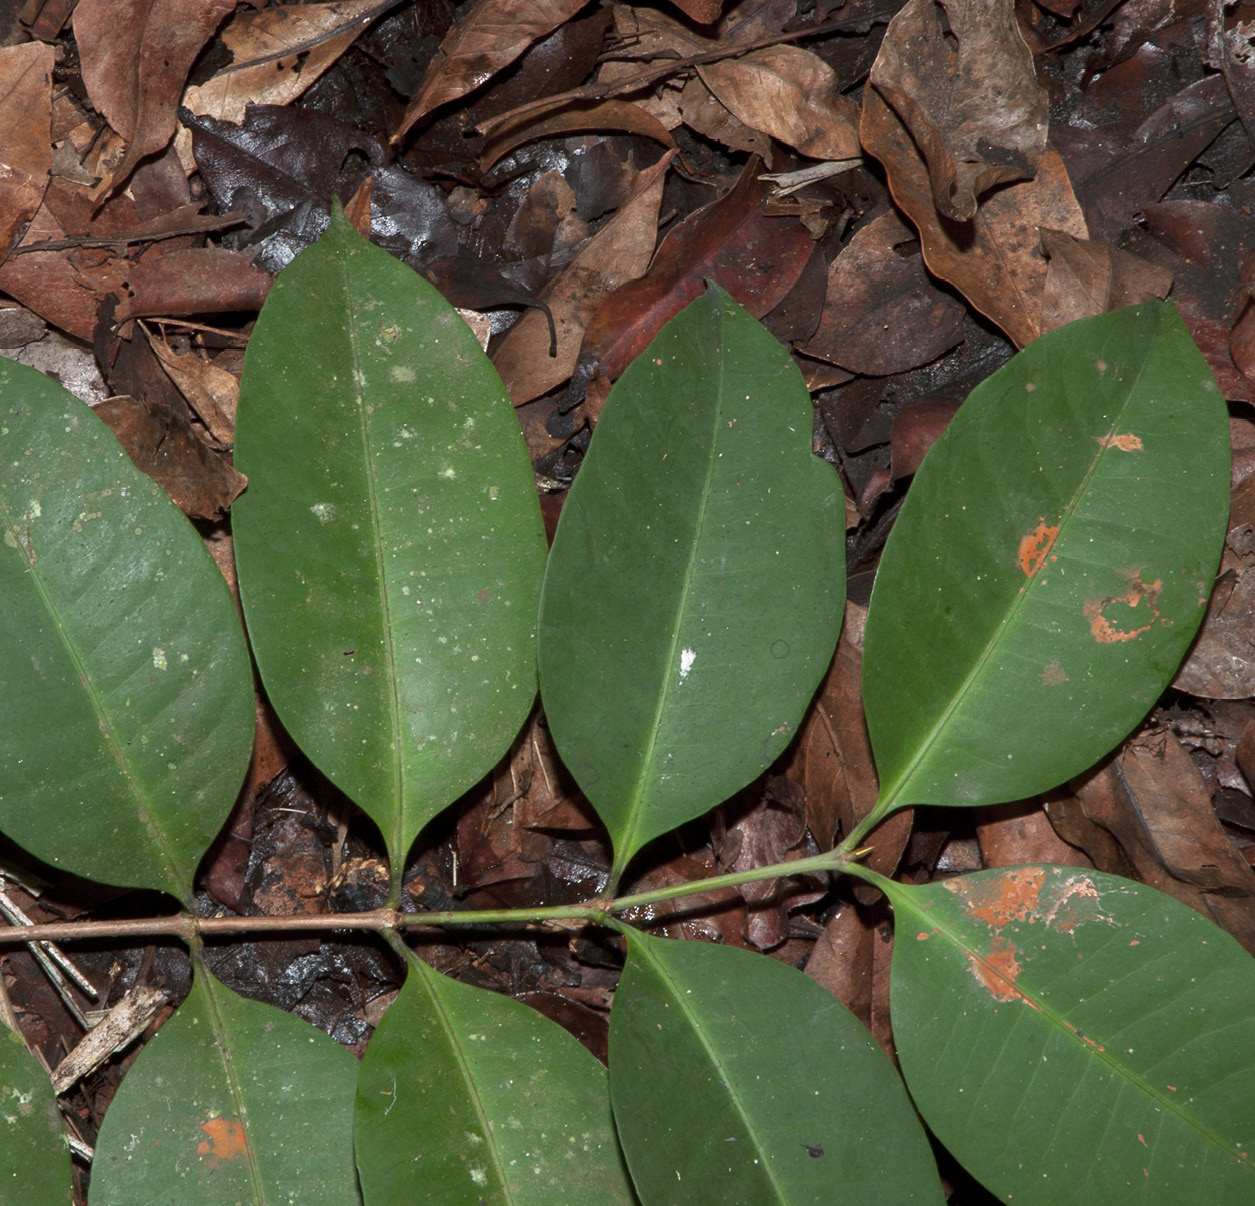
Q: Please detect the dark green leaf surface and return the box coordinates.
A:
[234,208,546,862]
[608,931,944,1205]
[862,302,1228,816]
[0,1026,71,1202]
[879,864,1255,1204]
[355,953,633,1205]
[91,964,361,1204]
[539,286,844,876]
[0,360,253,901]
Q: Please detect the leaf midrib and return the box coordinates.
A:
[634,939,789,1204]
[615,309,727,877]
[340,249,406,866]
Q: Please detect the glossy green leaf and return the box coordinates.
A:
[355,952,633,1205]
[608,931,944,1205]
[538,285,844,877]
[91,962,360,1204]
[861,301,1228,818]
[233,207,546,863]
[0,1025,71,1202]
[877,864,1255,1204]
[0,359,253,901]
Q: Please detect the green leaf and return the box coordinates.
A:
[233,207,546,863]
[355,953,633,1205]
[91,962,361,1204]
[608,931,944,1205]
[862,301,1229,817]
[0,1025,71,1202]
[0,359,253,901]
[879,864,1255,1204]
[538,285,844,877]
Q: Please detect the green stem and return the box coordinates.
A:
[0,849,862,944]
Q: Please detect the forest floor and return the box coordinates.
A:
[3,1,1255,1202]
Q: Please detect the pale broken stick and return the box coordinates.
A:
[51,983,170,1096]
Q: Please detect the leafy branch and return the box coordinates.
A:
[2,208,1251,1205]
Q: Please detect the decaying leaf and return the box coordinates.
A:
[572,160,814,389]
[0,43,54,264]
[804,209,966,374]
[861,86,1087,347]
[493,151,673,406]
[1039,227,1173,331]
[698,45,860,160]
[182,0,391,127]
[869,0,1048,221]
[396,0,588,141]
[74,0,237,185]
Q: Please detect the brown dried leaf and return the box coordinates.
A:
[396,0,588,141]
[182,0,391,126]
[493,152,672,406]
[975,800,1094,867]
[1039,227,1174,332]
[0,201,109,339]
[73,0,237,184]
[804,209,966,375]
[791,610,913,884]
[698,45,860,160]
[111,247,272,321]
[480,99,676,172]
[575,159,814,384]
[94,394,246,520]
[146,329,239,445]
[665,0,725,22]
[0,42,53,264]
[889,398,960,481]
[1072,736,1255,953]
[1174,568,1255,699]
[869,0,1048,221]
[861,86,1087,347]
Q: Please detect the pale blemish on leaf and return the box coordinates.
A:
[1094,433,1143,452]
[197,1116,249,1168]
[1017,519,1059,577]
[310,502,336,524]
[1084,573,1162,643]
[679,648,696,680]
[1041,661,1067,685]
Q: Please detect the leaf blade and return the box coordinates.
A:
[355,955,633,1205]
[233,208,546,862]
[608,932,944,1205]
[539,285,844,874]
[862,301,1229,814]
[0,359,253,900]
[0,1026,71,1202]
[881,864,1255,1204]
[91,966,361,1204]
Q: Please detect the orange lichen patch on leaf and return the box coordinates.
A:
[1017,519,1060,577]
[1084,573,1163,643]
[1041,661,1067,685]
[966,935,1026,1004]
[1094,433,1143,452]
[197,1116,250,1168]
[947,868,1112,935]
[946,867,1046,927]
